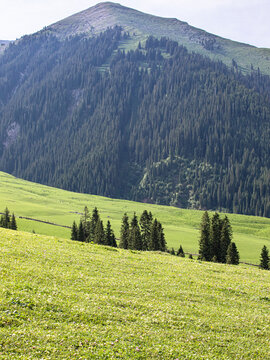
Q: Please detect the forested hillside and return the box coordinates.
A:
[0,27,269,216]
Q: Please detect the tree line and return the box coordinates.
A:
[71,207,166,252]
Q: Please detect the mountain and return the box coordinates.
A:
[45,2,270,76]
[0,2,269,217]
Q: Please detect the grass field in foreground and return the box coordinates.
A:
[0,171,270,263]
[0,228,269,359]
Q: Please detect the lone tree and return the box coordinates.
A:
[226,242,239,265]
[177,245,185,257]
[259,245,269,270]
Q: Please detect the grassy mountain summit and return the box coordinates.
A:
[44,1,270,75]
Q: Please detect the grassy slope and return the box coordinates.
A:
[1,171,270,264]
[48,2,270,76]
[0,228,269,359]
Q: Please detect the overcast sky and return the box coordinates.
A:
[1,0,269,48]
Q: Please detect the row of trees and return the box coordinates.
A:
[0,207,17,230]
[71,207,166,252]
[198,211,239,264]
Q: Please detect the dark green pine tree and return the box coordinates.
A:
[94,219,105,245]
[177,245,185,257]
[88,207,100,242]
[78,220,85,242]
[104,220,117,247]
[171,248,176,255]
[81,206,91,239]
[10,213,17,230]
[226,242,240,265]
[1,207,11,228]
[220,216,232,263]
[119,213,129,249]
[157,221,166,252]
[71,221,78,240]
[140,210,153,250]
[210,212,221,262]
[129,213,142,250]
[149,218,160,251]
[198,211,211,261]
[259,245,269,270]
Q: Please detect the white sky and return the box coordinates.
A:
[0,0,269,48]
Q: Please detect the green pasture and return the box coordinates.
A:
[0,228,269,359]
[1,171,270,263]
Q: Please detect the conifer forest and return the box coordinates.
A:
[0,27,269,217]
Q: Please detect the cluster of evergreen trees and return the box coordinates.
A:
[0,207,17,230]
[71,207,166,252]
[119,210,166,251]
[198,211,239,264]
[71,207,117,247]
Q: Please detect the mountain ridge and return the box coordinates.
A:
[39,1,270,75]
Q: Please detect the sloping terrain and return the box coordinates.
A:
[0,228,269,359]
[47,2,270,75]
[0,28,269,217]
[1,171,270,263]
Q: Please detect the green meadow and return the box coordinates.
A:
[1,171,270,263]
[0,228,269,359]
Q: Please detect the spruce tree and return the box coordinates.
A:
[88,207,100,242]
[119,213,129,249]
[140,210,152,250]
[149,218,160,251]
[129,213,142,250]
[198,211,211,261]
[171,248,175,255]
[157,221,166,252]
[81,206,91,239]
[94,219,105,245]
[104,220,117,247]
[1,207,11,228]
[220,216,232,263]
[78,220,85,242]
[210,212,221,262]
[71,221,78,240]
[177,245,185,257]
[259,245,269,270]
[226,242,239,265]
[10,213,17,230]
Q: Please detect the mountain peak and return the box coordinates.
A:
[37,2,270,76]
